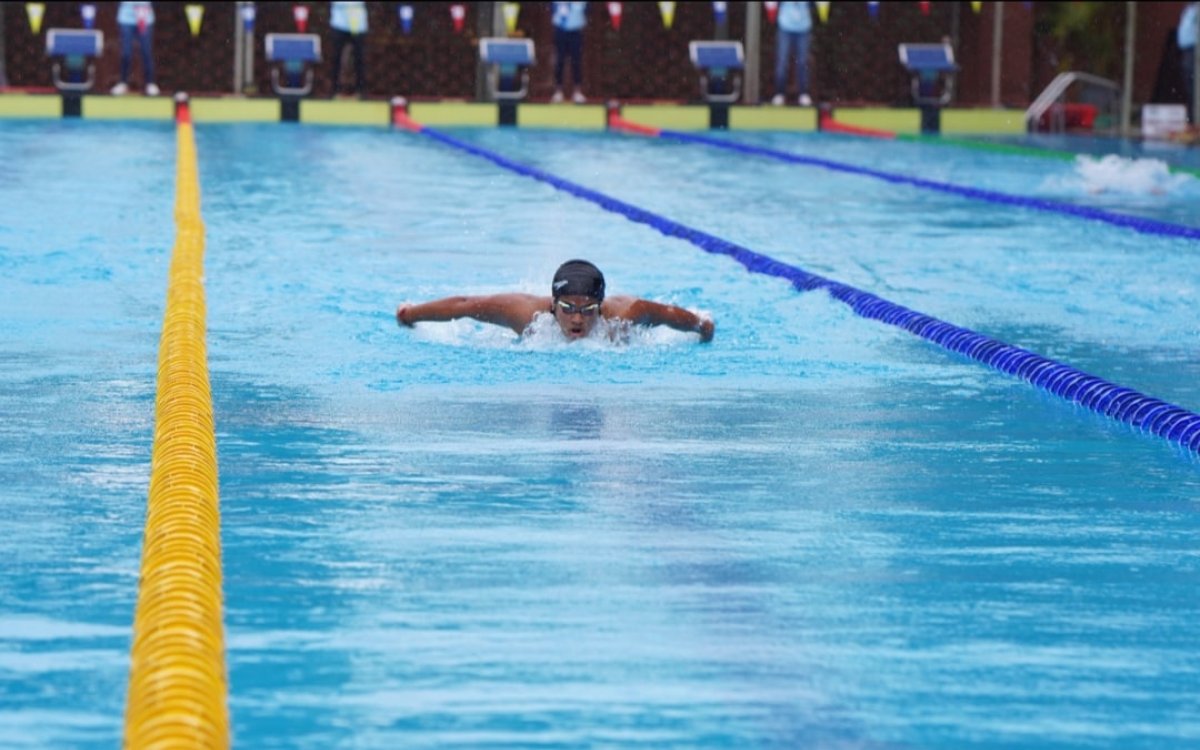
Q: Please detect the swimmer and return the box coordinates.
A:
[396,259,715,343]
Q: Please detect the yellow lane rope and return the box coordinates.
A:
[124,107,229,750]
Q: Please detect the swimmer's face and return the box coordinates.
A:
[552,295,602,340]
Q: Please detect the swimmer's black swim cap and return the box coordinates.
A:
[552,259,605,301]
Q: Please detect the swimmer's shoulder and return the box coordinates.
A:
[600,295,639,318]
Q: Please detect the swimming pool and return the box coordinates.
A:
[2,119,1199,748]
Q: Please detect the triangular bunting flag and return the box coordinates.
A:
[399,4,413,34]
[185,4,205,37]
[713,1,727,26]
[450,4,465,33]
[763,2,778,25]
[867,1,879,22]
[919,1,931,16]
[607,2,622,31]
[815,1,830,23]
[293,4,309,32]
[25,3,45,35]
[81,4,97,29]
[971,1,983,13]
[503,3,520,34]
[658,1,675,29]
[241,3,255,31]
[348,3,365,33]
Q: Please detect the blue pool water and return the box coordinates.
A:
[2,120,1199,749]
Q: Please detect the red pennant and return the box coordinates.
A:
[607,2,622,31]
[135,3,149,34]
[293,4,309,32]
[919,1,930,16]
[450,4,465,33]
[763,1,778,24]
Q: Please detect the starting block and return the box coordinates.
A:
[480,37,535,103]
[689,40,744,105]
[266,33,322,98]
[899,42,958,133]
[46,28,104,94]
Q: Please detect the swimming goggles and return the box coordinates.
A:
[554,299,601,316]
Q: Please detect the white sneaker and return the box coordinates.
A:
[550,89,563,103]
[145,83,160,96]
[771,93,784,106]
[110,82,128,96]
[798,93,813,106]
[572,90,585,104]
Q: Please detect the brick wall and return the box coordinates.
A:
[2,2,1192,107]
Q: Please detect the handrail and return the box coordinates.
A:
[1026,71,1120,132]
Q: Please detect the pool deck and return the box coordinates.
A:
[0,92,1027,135]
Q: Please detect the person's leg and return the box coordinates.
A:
[774,30,794,101]
[552,27,567,101]
[792,31,811,103]
[330,29,349,95]
[567,30,583,89]
[554,28,568,87]
[119,24,134,83]
[139,26,156,86]
[351,33,366,95]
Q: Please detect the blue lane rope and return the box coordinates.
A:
[659,130,1200,242]
[418,126,1200,455]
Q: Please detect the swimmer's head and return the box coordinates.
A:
[552,259,605,302]
[551,259,605,340]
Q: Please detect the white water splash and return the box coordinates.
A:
[1046,154,1190,196]
[408,308,702,351]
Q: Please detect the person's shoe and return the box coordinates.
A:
[798,93,813,107]
[110,82,129,96]
[551,89,564,103]
[771,93,784,106]
[145,83,160,97]
[572,89,585,104]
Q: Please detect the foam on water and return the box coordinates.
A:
[1044,154,1192,196]
[404,307,708,351]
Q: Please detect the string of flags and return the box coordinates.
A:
[17,2,1033,40]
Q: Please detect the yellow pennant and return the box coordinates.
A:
[348,5,365,33]
[658,1,675,29]
[25,3,45,34]
[971,1,983,12]
[185,4,205,36]
[815,1,830,23]
[503,3,520,34]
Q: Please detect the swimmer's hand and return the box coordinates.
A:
[698,318,714,343]
[396,304,414,327]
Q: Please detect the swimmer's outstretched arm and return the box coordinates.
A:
[396,293,546,335]
[608,297,715,343]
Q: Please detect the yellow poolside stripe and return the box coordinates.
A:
[124,116,229,750]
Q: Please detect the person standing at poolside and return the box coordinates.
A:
[550,2,587,104]
[771,1,813,107]
[329,1,369,97]
[396,259,714,343]
[110,1,159,96]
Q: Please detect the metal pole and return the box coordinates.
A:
[744,2,761,104]
[1121,2,1135,136]
[233,2,245,94]
[243,4,256,93]
[991,1,1004,107]
[475,4,498,101]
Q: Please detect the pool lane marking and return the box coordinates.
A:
[651,128,1200,242]
[124,97,230,749]
[407,124,1200,456]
